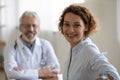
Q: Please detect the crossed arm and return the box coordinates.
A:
[13,66,58,80]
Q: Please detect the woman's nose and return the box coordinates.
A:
[68,26,74,32]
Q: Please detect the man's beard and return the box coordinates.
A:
[22,35,37,44]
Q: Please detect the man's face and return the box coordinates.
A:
[20,16,39,43]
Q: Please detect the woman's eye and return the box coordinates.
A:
[74,24,80,28]
[32,24,38,28]
[63,23,69,27]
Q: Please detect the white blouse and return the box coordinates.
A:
[63,38,120,80]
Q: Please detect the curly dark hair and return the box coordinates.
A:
[58,3,98,37]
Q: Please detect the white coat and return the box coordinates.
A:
[4,37,60,80]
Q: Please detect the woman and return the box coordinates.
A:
[58,3,120,80]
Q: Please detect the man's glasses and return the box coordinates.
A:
[20,24,39,29]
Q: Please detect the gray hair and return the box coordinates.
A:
[20,11,40,25]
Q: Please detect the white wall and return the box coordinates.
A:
[116,0,120,44]
[2,0,19,43]
[1,0,120,74]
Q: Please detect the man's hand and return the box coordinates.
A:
[39,66,58,79]
[13,67,24,71]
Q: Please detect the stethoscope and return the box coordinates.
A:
[14,40,46,67]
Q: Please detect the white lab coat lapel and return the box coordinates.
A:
[31,38,42,68]
[16,37,42,69]
[16,38,32,68]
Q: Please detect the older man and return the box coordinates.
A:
[4,11,60,80]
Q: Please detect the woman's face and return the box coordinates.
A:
[62,12,87,47]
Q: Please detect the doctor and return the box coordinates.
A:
[4,11,60,80]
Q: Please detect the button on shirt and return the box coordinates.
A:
[63,38,120,80]
[4,37,60,80]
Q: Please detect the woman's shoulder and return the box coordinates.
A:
[82,38,101,57]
